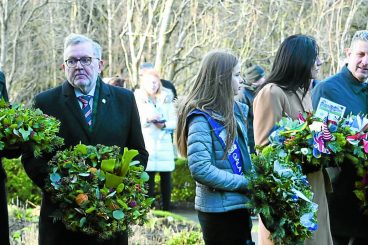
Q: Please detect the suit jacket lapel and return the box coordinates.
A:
[62,81,91,138]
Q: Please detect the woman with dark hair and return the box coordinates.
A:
[176,50,254,244]
[253,35,332,245]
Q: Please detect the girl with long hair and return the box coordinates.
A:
[253,34,332,245]
[176,50,254,245]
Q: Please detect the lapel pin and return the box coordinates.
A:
[102,99,106,104]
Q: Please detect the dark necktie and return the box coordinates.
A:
[78,95,93,126]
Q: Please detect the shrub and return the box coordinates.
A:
[171,158,195,203]
[151,158,195,207]
[167,230,204,245]
[2,158,41,205]
[129,210,203,244]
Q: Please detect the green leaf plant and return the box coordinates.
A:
[44,144,154,240]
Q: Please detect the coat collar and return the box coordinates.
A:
[91,78,112,136]
[340,65,368,94]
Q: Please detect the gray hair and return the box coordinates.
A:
[63,33,102,59]
[350,30,368,48]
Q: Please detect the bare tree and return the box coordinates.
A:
[0,0,365,102]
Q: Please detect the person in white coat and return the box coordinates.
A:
[134,69,176,211]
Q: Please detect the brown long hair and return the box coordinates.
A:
[176,50,238,157]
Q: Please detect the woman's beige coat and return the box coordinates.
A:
[253,83,333,245]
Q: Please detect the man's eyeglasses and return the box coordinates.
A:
[64,57,100,68]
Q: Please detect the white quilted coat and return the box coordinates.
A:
[134,88,177,172]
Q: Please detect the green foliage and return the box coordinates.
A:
[171,158,195,203]
[142,210,203,244]
[167,230,204,245]
[3,153,196,211]
[44,144,154,240]
[0,99,64,157]
[272,113,337,173]
[251,113,368,243]
[249,146,317,245]
[2,157,41,205]
[9,204,38,223]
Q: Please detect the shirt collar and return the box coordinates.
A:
[74,85,96,98]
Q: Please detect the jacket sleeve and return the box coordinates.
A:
[253,84,285,146]
[1,149,21,159]
[187,115,248,192]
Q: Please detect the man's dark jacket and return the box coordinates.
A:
[22,79,148,245]
[312,66,368,239]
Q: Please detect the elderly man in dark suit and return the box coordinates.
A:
[21,34,148,245]
[0,71,21,245]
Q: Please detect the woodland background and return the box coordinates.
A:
[0,0,367,104]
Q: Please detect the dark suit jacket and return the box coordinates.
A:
[22,78,148,245]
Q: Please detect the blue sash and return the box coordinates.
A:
[188,109,244,175]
